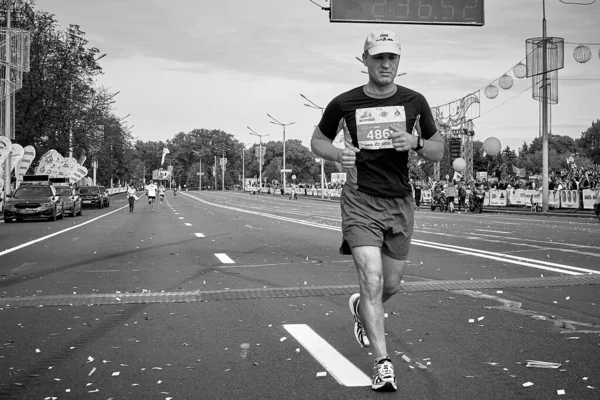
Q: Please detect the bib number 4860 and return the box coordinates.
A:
[366,128,391,140]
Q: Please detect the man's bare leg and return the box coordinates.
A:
[352,246,407,359]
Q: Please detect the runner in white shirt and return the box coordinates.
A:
[159,185,166,204]
[146,180,158,212]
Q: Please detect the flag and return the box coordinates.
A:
[161,147,170,165]
[452,171,462,181]
[512,165,526,177]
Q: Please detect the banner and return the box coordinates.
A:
[58,157,78,179]
[35,149,63,176]
[161,147,170,166]
[16,145,35,180]
[69,165,88,183]
[488,189,507,206]
[560,190,579,209]
[331,173,347,184]
[0,136,11,167]
[582,189,599,210]
[476,171,487,182]
[8,144,24,173]
[422,189,432,204]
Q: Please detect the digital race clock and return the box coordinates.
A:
[330,0,485,26]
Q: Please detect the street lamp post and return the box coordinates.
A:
[214,148,228,191]
[300,94,327,200]
[248,126,269,194]
[193,150,204,191]
[267,114,295,190]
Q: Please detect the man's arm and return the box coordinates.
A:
[310,126,342,163]
[415,131,444,162]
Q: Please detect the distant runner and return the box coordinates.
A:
[159,184,166,204]
[127,183,136,212]
[146,180,158,212]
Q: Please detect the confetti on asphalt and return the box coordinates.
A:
[525,360,561,369]
[316,371,327,378]
[295,348,300,353]
[401,355,411,363]
[112,371,120,377]
[557,389,565,395]
[565,296,570,300]
[88,367,96,376]
[477,316,484,321]
[522,382,534,387]
[35,348,41,353]
[280,337,287,342]
[468,319,475,323]
[87,356,94,363]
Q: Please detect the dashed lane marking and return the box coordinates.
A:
[194,233,205,237]
[283,324,370,387]
[178,217,184,219]
[184,223,192,226]
[215,253,235,264]
[181,193,598,276]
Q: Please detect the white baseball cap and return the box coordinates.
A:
[364,29,401,56]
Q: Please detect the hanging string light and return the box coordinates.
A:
[484,84,499,99]
[513,62,527,79]
[499,74,514,90]
[573,44,592,63]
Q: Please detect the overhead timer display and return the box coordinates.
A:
[330,0,484,26]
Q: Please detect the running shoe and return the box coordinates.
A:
[348,293,370,348]
[372,359,397,391]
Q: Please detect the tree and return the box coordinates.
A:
[577,119,600,164]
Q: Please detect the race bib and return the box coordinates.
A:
[355,106,406,150]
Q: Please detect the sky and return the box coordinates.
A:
[41,0,600,154]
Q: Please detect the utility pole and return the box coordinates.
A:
[300,94,326,200]
[541,0,549,212]
[221,149,226,191]
[3,4,11,196]
[267,114,294,190]
[248,126,269,194]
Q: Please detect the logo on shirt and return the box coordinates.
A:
[358,110,375,123]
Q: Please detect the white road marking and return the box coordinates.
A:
[178,217,184,219]
[413,240,598,275]
[194,233,205,237]
[474,229,512,234]
[0,205,129,258]
[184,223,192,226]
[181,193,597,276]
[215,253,235,264]
[283,324,370,387]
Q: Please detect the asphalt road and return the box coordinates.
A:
[1,191,599,400]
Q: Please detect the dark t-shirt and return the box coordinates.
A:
[319,85,436,198]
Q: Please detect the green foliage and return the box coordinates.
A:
[577,119,600,164]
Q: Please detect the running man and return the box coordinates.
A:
[159,184,166,204]
[127,183,136,212]
[311,29,444,392]
[146,180,158,212]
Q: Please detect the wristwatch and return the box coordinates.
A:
[415,137,424,151]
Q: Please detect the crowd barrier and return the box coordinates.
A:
[420,188,597,210]
[245,186,599,210]
[107,187,127,196]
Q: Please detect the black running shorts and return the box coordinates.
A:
[340,185,414,261]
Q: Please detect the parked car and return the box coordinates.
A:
[80,185,110,208]
[50,178,82,217]
[3,175,64,222]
